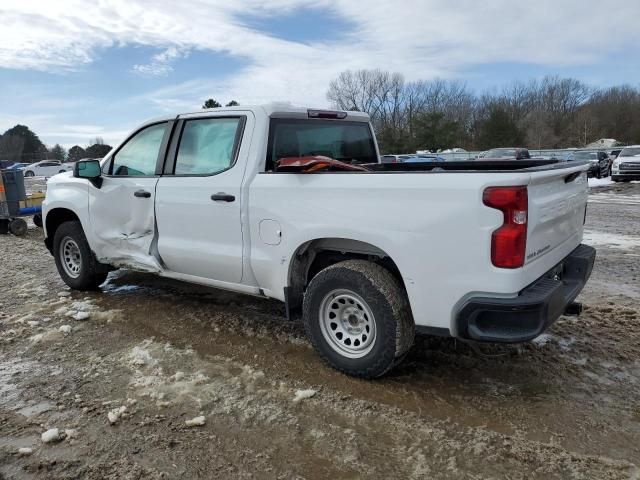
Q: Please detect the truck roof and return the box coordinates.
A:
[144,104,370,124]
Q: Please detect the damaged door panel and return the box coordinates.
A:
[88,176,161,272]
[86,121,170,272]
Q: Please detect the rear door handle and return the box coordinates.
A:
[134,190,151,198]
[211,193,235,202]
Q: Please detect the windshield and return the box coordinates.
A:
[485,148,516,157]
[620,147,640,158]
[267,119,377,170]
[571,152,598,161]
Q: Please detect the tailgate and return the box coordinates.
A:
[526,164,588,265]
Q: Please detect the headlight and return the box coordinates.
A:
[613,159,621,167]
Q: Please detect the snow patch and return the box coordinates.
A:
[127,340,158,367]
[18,447,33,456]
[73,311,90,321]
[532,334,553,347]
[122,339,280,423]
[59,325,72,334]
[588,177,613,188]
[70,300,96,312]
[29,329,62,343]
[185,415,206,427]
[107,406,127,424]
[293,389,317,403]
[41,428,63,443]
[583,230,640,250]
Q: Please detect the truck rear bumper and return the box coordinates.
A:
[455,244,596,343]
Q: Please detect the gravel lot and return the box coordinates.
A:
[1,182,639,479]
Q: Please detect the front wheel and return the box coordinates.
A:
[303,260,414,378]
[53,221,108,290]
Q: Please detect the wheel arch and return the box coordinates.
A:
[285,237,407,317]
[44,208,81,253]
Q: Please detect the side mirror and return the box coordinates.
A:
[74,159,103,188]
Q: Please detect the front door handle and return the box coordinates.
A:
[211,193,235,202]
[134,190,151,198]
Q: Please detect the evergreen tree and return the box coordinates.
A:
[202,99,221,109]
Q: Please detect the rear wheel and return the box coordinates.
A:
[33,213,43,228]
[53,221,108,290]
[303,260,414,378]
[0,219,8,235]
[24,170,35,177]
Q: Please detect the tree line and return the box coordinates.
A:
[0,96,240,164]
[202,99,239,109]
[0,125,112,163]
[327,69,640,153]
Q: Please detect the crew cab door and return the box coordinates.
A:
[155,113,250,283]
[88,121,171,271]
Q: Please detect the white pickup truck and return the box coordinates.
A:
[42,104,595,378]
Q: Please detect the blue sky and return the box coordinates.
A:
[1,0,639,149]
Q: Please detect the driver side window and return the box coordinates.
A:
[109,122,167,176]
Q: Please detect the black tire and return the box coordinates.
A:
[53,221,108,290]
[8,218,28,236]
[0,219,8,235]
[58,170,66,174]
[303,259,415,378]
[24,170,35,177]
[33,213,43,228]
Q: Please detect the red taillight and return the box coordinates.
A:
[483,186,528,268]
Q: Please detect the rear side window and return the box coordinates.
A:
[111,122,167,176]
[174,118,242,175]
[266,119,377,171]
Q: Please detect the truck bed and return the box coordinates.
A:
[273,159,587,174]
[365,159,566,172]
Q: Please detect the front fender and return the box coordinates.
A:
[42,175,91,242]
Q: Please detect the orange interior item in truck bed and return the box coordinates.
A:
[276,156,370,173]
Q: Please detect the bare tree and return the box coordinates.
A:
[327,69,639,152]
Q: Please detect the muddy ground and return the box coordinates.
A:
[1,182,639,479]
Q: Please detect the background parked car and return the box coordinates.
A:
[23,161,73,177]
[482,148,531,160]
[609,149,622,160]
[403,155,446,162]
[6,162,29,170]
[565,151,610,178]
[611,145,640,182]
[380,154,414,163]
